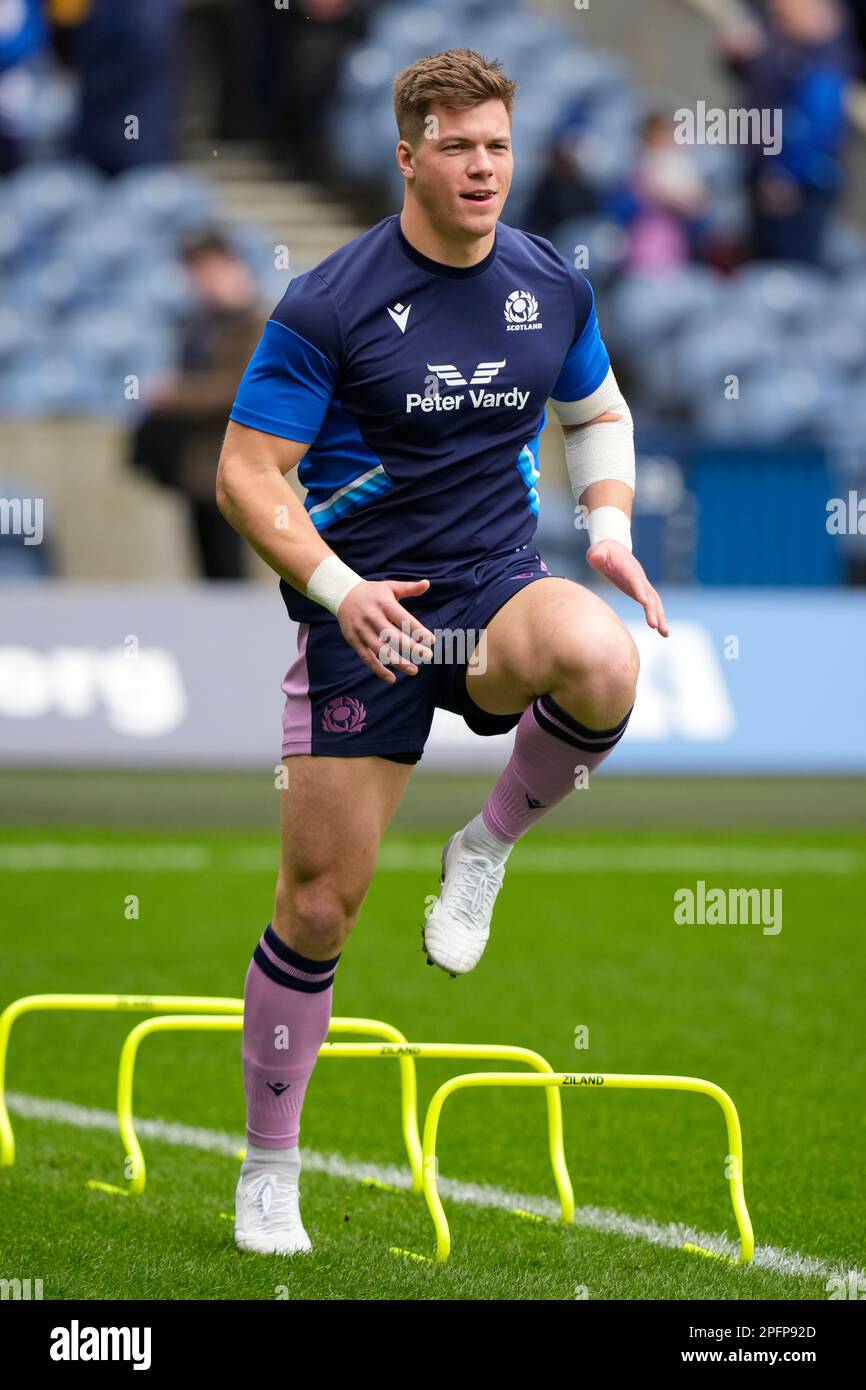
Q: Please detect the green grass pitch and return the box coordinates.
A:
[1,781,864,1301]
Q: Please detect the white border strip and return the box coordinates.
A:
[7,1091,863,1286]
[0,843,861,874]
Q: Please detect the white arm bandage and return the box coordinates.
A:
[305,553,364,616]
[550,367,636,551]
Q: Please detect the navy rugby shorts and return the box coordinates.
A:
[280,545,556,765]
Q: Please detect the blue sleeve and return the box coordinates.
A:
[550,265,611,402]
[777,69,846,188]
[0,0,44,70]
[229,271,342,443]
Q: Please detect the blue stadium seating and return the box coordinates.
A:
[0,0,864,444]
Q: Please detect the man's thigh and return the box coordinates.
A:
[278,754,412,888]
[465,577,629,717]
[272,754,412,951]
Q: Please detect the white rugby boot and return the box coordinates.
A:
[422,823,513,976]
[234,1164,312,1256]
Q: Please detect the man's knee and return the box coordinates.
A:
[552,618,640,711]
[273,871,368,956]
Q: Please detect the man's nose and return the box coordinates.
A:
[467,149,495,175]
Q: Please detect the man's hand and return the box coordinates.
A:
[338,578,437,683]
[586,540,669,637]
[142,373,180,410]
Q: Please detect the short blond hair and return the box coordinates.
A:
[392,48,518,148]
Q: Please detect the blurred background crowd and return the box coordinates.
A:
[2,0,866,588]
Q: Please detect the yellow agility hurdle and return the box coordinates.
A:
[318,1041,573,1220]
[113,1018,574,1223]
[114,1014,424,1195]
[421,1071,754,1265]
[0,993,412,1171]
[0,993,244,1168]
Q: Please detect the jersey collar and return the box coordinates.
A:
[393,214,498,279]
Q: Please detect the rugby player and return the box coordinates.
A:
[216,48,668,1256]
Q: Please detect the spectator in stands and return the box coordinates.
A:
[247,0,382,179]
[602,113,710,272]
[130,232,263,580]
[0,0,48,172]
[522,132,599,242]
[719,0,853,263]
[63,0,179,174]
[843,0,866,65]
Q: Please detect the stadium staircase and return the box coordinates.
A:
[181,140,372,268]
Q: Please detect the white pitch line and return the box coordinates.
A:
[375,845,865,876]
[0,845,209,872]
[0,842,862,875]
[6,1091,862,1287]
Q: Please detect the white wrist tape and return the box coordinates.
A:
[587,505,633,552]
[551,367,636,498]
[305,554,364,615]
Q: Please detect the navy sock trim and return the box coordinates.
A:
[253,945,336,993]
[263,924,341,974]
[533,694,633,752]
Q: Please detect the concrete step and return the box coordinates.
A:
[224,225,363,259]
[180,143,369,264]
[216,191,357,222]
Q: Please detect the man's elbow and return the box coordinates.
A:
[564,411,623,432]
[215,452,236,518]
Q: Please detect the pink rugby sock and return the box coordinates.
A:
[481,692,632,844]
[242,924,340,1149]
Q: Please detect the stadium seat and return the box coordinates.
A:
[695,361,830,441]
[4,255,91,316]
[481,11,567,66]
[368,5,450,55]
[550,217,628,290]
[113,260,192,320]
[547,48,633,112]
[805,318,866,380]
[669,309,782,412]
[822,218,866,274]
[58,212,152,284]
[820,380,866,448]
[5,162,105,236]
[3,350,105,415]
[0,305,47,364]
[437,0,519,15]
[832,269,866,327]
[66,308,175,377]
[0,210,27,272]
[110,166,217,235]
[338,45,397,106]
[730,263,831,331]
[607,268,721,355]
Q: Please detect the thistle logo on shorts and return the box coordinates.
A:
[504,290,542,331]
[322,695,367,734]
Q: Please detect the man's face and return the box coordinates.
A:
[767,0,834,42]
[402,98,513,238]
[188,253,256,309]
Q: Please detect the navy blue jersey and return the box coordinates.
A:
[230,213,610,623]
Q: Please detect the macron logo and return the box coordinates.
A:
[387,302,412,333]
